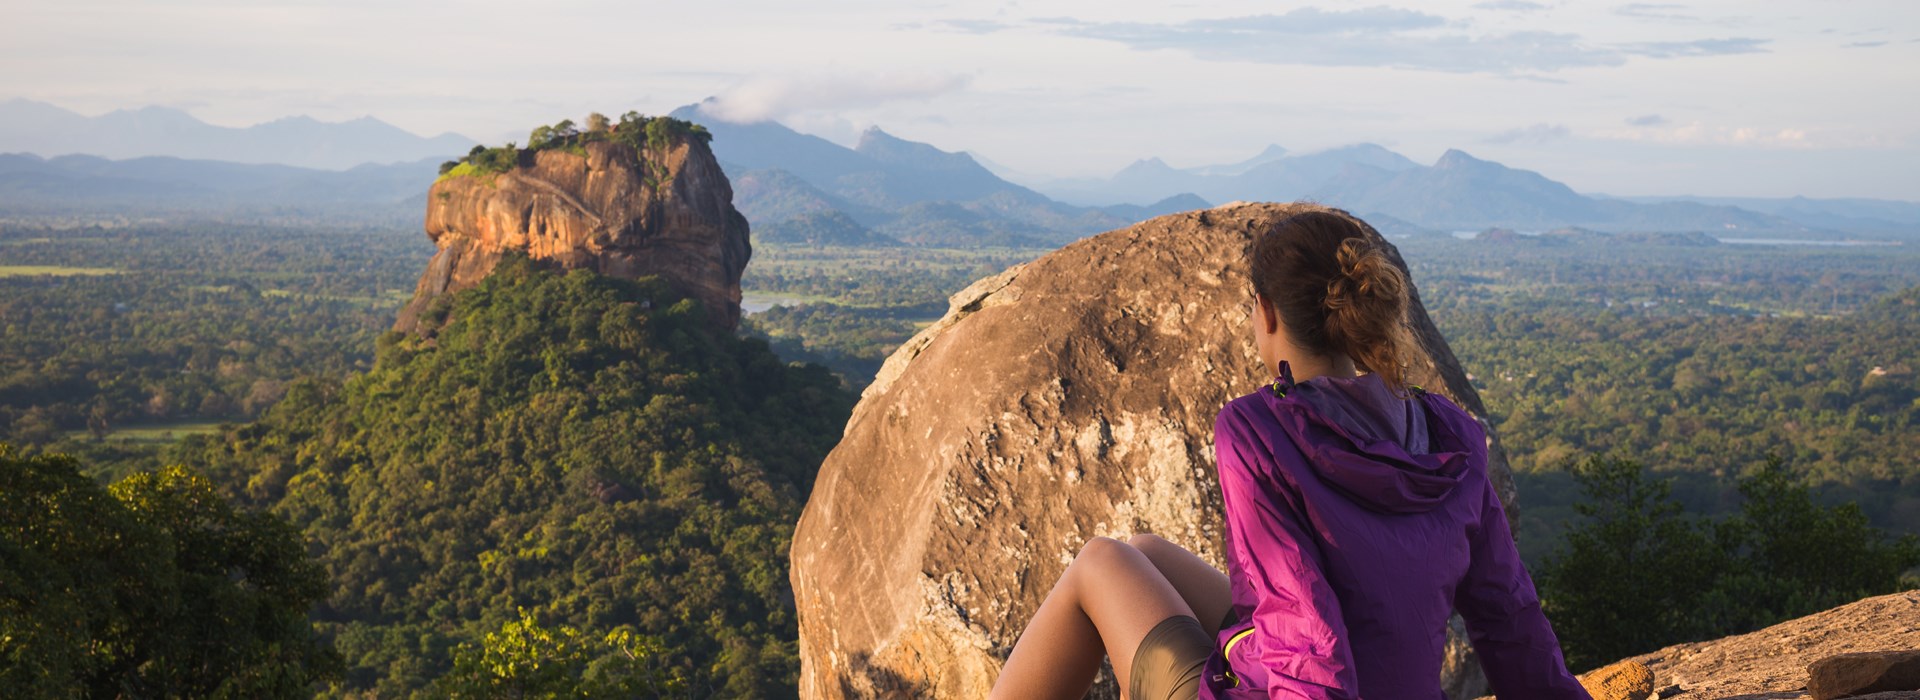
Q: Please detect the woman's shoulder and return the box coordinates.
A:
[1211,389,1308,480]
[1407,386,1489,446]
[1213,388,1288,441]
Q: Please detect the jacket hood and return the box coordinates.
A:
[1263,371,1484,514]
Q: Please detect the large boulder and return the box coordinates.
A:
[791,202,1516,698]
[396,135,750,333]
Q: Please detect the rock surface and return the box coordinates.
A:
[1618,591,1920,699]
[395,137,750,333]
[1809,650,1920,700]
[790,202,1517,699]
[1579,660,1657,700]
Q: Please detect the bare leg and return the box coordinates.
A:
[989,537,1197,700]
[1129,534,1233,638]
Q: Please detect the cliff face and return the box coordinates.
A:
[395,136,750,332]
[790,202,1516,699]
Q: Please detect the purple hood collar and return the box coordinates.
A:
[1258,362,1483,514]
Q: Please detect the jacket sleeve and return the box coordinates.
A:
[1453,475,1592,699]
[1214,406,1359,700]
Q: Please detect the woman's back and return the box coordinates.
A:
[1206,372,1586,699]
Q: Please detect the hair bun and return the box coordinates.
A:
[1326,238,1404,311]
[1250,210,1416,391]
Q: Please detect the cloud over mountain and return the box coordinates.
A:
[700,73,971,124]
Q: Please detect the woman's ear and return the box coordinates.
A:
[1256,293,1280,335]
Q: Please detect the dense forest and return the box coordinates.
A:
[177,257,853,696]
[1,446,339,696]
[1392,235,1920,559]
[0,223,428,479]
[1537,454,1918,671]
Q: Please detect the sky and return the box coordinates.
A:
[3,0,1917,199]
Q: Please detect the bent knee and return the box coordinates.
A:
[1073,536,1145,575]
[1127,532,1173,552]
[1077,535,1130,561]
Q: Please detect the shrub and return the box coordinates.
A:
[1540,454,1920,671]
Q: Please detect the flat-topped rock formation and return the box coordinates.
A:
[396,128,750,332]
[790,202,1517,699]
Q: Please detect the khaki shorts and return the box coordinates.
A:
[1129,615,1212,700]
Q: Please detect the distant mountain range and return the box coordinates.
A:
[0,152,435,222]
[0,97,1911,243]
[1607,194,1920,236]
[1026,145,1839,235]
[669,102,1197,246]
[1037,143,1419,207]
[0,98,475,170]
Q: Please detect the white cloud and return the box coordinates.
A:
[1484,123,1572,144]
[1595,121,1863,149]
[700,72,971,124]
[1032,7,1768,74]
[1472,1,1552,12]
[1615,3,1697,21]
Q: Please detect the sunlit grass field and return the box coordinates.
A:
[65,420,227,444]
[0,264,120,277]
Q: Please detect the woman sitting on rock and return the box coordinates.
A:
[989,211,1590,700]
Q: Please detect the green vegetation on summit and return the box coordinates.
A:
[439,112,711,180]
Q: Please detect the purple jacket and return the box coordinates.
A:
[1200,368,1590,700]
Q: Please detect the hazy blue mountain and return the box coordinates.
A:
[0,98,475,170]
[1189,144,1289,177]
[1037,143,1417,206]
[678,101,1044,210]
[676,108,874,186]
[1030,142,1828,235]
[1097,193,1213,224]
[1311,149,1601,228]
[873,201,1049,248]
[1215,144,1420,203]
[727,167,885,228]
[1310,150,1811,233]
[0,151,436,219]
[1608,194,1920,236]
[1101,158,1205,207]
[853,127,1012,202]
[676,102,1139,245]
[4,96,1867,240]
[755,210,902,247]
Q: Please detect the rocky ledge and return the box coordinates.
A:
[1627,591,1920,700]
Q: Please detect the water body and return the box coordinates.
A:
[740,294,811,314]
[1442,231,1901,247]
